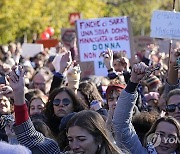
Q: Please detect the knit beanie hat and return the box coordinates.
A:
[144,75,160,88]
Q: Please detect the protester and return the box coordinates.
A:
[144,92,160,112]
[49,49,73,94]
[166,89,180,122]
[0,87,14,142]
[144,74,161,92]
[161,48,180,122]
[113,62,180,154]
[144,116,180,153]
[102,49,130,84]
[78,80,107,116]
[105,82,125,133]
[78,80,104,107]
[44,87,88,136]
[132,111,158,143]
[25,89,45,103]
[30,67,53,94]
[66,110,123,154]
[8,65,124,154]
[28,94,48,116]
[165,47,180,94]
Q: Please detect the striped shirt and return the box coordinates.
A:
[13,118,63,154]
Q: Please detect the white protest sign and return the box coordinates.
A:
[22,43,44,58]
[151,10,180,40]
[76,16,133,76]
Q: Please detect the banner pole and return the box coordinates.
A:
[168,0,176,65]
[173,0,176,11]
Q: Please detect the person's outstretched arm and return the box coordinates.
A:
[9,66,61,154]
[165,48,180,94]
[49,51,72,94]
[102,49,118,79]
[113,62,149,154]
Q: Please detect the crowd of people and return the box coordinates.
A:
[0,38,179,154]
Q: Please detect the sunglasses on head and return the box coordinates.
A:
[53,98,72,106]
[166,103,180,112]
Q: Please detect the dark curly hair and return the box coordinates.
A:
[44,87,88,136]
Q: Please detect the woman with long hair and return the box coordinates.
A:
[144,116,180,153]
[44,87,88,136]
[66,110,123,154]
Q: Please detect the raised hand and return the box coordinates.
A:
[7,65,25,106]
[59,51,73,74]
[130,62,149,83]
[167,47,180,85]
[170,48,180,66]
[101,48,114,70]
[67,64,81,93]
[119,57,129,71]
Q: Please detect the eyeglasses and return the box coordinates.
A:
[53,98,72,106]
[166,103,180,112]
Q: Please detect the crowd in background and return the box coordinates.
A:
[0,36,179,154]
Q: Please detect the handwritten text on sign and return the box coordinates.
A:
[76,17,131,62]
[151,10,180,40]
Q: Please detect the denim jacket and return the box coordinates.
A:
[113,89,149,154]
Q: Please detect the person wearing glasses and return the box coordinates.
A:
[162,47,180,122]
[113,62,180,154]
[166,89,180,122]
[44,87,88,137]
[31,68,53,94]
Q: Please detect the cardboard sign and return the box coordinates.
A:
[151,10,180,40]
[36,39,59,48]
[76,17,133,61]
[76,16,134,76]
[21,43,44,58]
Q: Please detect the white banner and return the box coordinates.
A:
[22,43,44,58]
[76,16,132,76]
[151,10,180,40]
